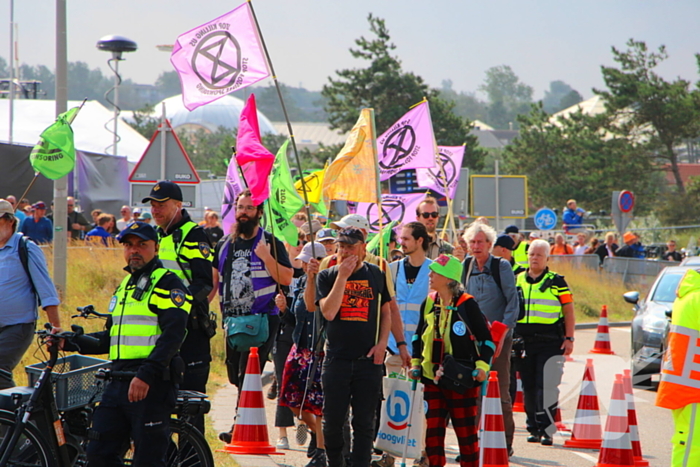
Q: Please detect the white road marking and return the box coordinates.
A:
[571,450,599,463]
[611,327,631,333]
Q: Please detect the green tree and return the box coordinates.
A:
[479,65,533,129]
[322,14,485,170]
[542,80,583,113]
[154,70,182,99]
[502,103,659,213]
[438,79,488,122]
[595,39,700,194]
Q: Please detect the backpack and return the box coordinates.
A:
[462,256,525,321]
[18,236,40,307]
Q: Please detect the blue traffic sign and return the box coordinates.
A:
[618,190,635,213]
[534,208,557,230]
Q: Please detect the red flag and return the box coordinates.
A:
[235,94,275,205]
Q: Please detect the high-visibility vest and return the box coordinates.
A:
[513,241,528,266]
[516,270,563,325]
[158,221,207,286]
[657,269,700,409]
[108,268,192,360]
[389,258,432,353]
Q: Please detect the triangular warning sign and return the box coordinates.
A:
[129,119,201,183]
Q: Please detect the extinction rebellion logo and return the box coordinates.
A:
[365,197,406,232]
[380,125,417,170]
[189,23,249,93]
[427,150,457,189]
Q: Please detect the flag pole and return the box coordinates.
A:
[368,108,385,260]
[425,98,455,244]
[247,0,317,258]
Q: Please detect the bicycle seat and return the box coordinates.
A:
[0,386,34,411]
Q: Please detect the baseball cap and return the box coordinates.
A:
[33,201,47,210]
[504,225,519,234]
[429,254,463,283]
[316,228,336,242]
[295,241,326,263]
[0,199,14,217]
[139,212,153,220]
[494,234,516,251]
[141,181,183,203]
[335,228,365,245]
[529,231,541,239]
[300,219,323,235]
[133,208,142,215]
[331,214,370,231]
[116,221,158,243]
[623,232,638,244]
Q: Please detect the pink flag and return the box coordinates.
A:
[415,145,466,198]
[170,3,270,111]
[378,101,438,181]
[221,155,245,235]
[355,193,427,233]
[235,94,275,205]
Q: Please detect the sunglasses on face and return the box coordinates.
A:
[420,212,439,219]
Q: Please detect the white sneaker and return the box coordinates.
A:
[276,437,290,450]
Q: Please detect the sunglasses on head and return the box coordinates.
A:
[420,212,439,219]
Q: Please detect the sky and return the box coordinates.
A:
[2,0,699,101]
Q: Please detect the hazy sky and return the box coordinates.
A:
[2,0,699,101]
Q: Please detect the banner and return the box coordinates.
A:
[170,2,270,111]
[221,152,245,236]
[377,101,437,181]
[30,107,80,180]
[236,94,275,205]
[295,168,324,204]
[323,108,378,203]
[415,145,465,198]
[355,193,426,233]
[267,140,304,245]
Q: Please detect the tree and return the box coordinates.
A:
[595,39,700,194]
[479,65,533,129]
[438,79,488,122]
[502,103,660,213]
[154,71,182,99]
[322,14,485,170]
[542,80,583,113]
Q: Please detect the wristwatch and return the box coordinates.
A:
[396,341,408,347]
[564,336,575,342]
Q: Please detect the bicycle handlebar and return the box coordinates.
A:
[72,305,110,320]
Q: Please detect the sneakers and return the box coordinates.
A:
[276,437,290,450]
[218,431,232,444]
[527,434,541,443]
[540,435,553,446]
[307,432,317,458]
[306,448,328,467]
[371,453,395,467]
[296,423,309,445]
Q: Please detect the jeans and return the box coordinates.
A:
[322,356,383,467]
[0,322,35,389]
[517,343,565,436]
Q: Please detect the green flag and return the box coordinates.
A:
[30,107,80,180]
[267,140,305,245]
[367,221,397,260]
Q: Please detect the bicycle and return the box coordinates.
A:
[0,305,215,467]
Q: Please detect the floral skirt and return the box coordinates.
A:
[279,344,324,416]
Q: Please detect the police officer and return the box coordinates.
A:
[142,181,214,433]
[73,222,191,466]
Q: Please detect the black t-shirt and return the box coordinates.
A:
[204,226,224,246]
[213,230,292,316]
[662,251,682,262]
[403,261,421,284]
[316,262,390,359]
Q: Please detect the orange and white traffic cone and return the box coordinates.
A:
[218,347,280,455]
[622,370,649,467]
[565,359,603,450]
[595,374,634,467]
[479,371,509,467]
[512,371,525,413]
[590,305,615,355]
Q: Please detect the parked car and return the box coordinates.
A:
[623,266,690,388]
[681,256,700,266]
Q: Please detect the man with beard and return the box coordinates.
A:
[142,181,214,434]
[215,189,293,443]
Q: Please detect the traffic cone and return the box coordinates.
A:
[565,359,603,449]
[512,371,525,413]
[554,408,571,433]
[622,370,649,467]
[218,347,280,455]
[590,305,615,355]
[595,374,634,467]
[479,371,509,467]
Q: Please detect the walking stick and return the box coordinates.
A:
[402,369,421,467]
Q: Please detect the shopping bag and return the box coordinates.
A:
[375,374,424,459]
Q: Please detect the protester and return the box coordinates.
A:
[415,196,461,260]
[410,254,493,467]
[662,240,683,262]
[20,201,53,244]
[85,213,115,246]
[515,239,575,446]
[316,228,336,256]
[550,233,574,256]
[139,212,153,224]
[0,199,62,389]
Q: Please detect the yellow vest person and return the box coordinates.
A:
[657,269,700,466]
[73,221,191,467]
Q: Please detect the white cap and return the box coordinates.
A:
[296,242,327,263]
[330,214,369,231]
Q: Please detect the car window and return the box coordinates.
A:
[651,271,684,303]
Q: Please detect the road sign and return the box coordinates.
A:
[611,190,633,235]
[618,190,635,213]
[534,208,557,230]
[128,119,201,184]
[470,175,528,218]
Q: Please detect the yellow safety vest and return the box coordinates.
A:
[108,268,192,360]
[158,221,211,286]
[516,271,563,325]
[513,241,528,266]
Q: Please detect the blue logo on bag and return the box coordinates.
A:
[453,321,466,336]
[386,389,410,430]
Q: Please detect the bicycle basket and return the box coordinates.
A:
[25,355,111,411]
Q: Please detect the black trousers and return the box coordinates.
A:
[517,343,565,437]
[226,314,281,390]
[273,320,295,428]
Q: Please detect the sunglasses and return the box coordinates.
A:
[420,212,439,219]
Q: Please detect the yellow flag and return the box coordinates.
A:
[294,168,325,204]
[322,108,378,203]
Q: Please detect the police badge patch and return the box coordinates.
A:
[108,296,118,312]
[171,289,186,307]
[199,242,211,258]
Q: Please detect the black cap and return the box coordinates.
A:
[335,227,365,245]
[494,234,516,251]
[116,221,158,243]
[141,181,183,203]
[504,224,519,234]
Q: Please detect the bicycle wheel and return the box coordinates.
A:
[165,419,214,467]
[0,411,57,467]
